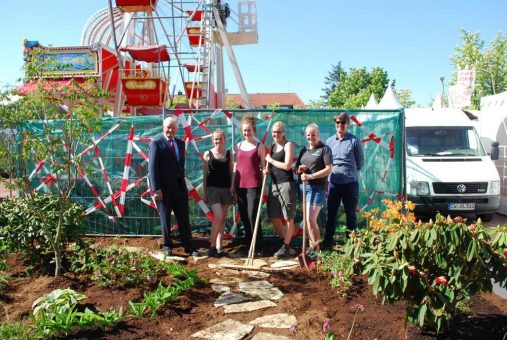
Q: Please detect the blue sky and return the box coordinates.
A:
[1,0,506,106]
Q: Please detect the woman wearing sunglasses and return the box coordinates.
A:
[265,121,297,258]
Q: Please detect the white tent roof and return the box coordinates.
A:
[363,93,378,109]
[431,93,446,110]
[480,91,507,109]
[377,85,403,109]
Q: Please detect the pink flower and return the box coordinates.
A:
[350,304,365,313]
[338,271,343,278]
[322,322,331,333]
[146,275,152,283]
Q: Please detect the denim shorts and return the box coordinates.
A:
[298,183,327,207]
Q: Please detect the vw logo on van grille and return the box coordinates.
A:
[456,184,466,193]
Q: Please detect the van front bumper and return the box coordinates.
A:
[407,195,500,215]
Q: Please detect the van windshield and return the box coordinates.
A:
[406,126,486,157]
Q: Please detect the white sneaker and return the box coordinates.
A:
[274,245,296,258]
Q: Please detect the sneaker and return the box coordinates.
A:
[274,245,296,258]
[255,249,264,257]
[216,248,226,258]
[208,247,220,258]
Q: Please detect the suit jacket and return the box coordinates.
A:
[148,136,186,193]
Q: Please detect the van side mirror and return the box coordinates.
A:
[491,141,499,160]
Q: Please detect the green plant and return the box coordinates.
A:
[347,304,365,340]
[344,199,507,333]
[321,251,354,297]
[129,265,201,317]
[67,242,180,288]
[32,288,122,337]
[0,321,37,340]
[0,194,84,272]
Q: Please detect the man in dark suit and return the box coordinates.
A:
[149,116,197,256]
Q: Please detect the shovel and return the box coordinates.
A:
[298,181,315,270]
[244,166,269,267]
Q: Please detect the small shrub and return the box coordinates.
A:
[0,194,84,272]
[344,199,507,333]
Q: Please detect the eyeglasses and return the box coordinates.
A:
[272,130,284,134]
[335,121,347,125]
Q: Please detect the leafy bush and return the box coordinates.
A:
[32,288,122,337]
[68,242,183,288]
[0,194,84,271]
[344,199,507,333]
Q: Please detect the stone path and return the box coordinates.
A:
[192,257,299,339]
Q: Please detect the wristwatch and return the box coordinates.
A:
[310,174,314,180]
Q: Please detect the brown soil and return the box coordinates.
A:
[1,236,506,340]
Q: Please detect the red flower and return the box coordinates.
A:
[435,276,448,287]
[408,265,417,276]
[504,249,507,258]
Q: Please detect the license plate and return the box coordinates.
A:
[448,203,475,210]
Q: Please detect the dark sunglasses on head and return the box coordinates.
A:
[272,130,284,134]
[335,121,347,125]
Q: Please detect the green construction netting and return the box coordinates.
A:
[22,108,405,236]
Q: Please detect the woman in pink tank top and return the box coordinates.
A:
[232,115,266,256]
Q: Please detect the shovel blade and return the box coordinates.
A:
[298,253,315,270]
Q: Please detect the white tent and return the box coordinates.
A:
[363,93,378,109]
[377,85,403,109]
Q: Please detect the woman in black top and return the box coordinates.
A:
[295,123,332,257]
[265,122,297,258]
[203,129,234,257]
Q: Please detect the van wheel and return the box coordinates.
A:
[476,213,494,222]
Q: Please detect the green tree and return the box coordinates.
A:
[321,61,344,106]
[396,88,416,108]
[450,29,507,109]
[328,66,390,109]
[1,49,108,276]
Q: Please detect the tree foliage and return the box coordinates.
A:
[328,66,390,109]
[450,29,507,109]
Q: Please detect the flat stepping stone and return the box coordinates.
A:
[244,270,270,278]
[149,251,186,262]
[210,277,244,285]
[270,260,299,269]
[211,284,231,293]
[124,246,144,253]
[214,292,249,307]
[191,319,253,340]
[193,254,209,262]
[249,313,297,329]
[251,333,290,340]
[223,300,276,314]
[239,280,273,289]
[216,259,268,269]
[240,287,284,301]
[209,258,237,268]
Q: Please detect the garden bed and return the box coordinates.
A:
[1,236,506,339]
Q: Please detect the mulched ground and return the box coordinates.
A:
[1,236,506,339]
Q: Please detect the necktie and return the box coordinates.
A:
[169,139,178,160]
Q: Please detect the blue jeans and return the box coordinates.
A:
[324,181,359,242]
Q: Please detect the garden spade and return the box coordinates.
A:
[298,181,315,270]
[244,166,269,267]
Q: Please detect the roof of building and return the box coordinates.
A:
[226,92,305,109]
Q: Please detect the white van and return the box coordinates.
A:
[405,108,500,221]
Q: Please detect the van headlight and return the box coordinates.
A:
[490,180,500,195]
[410,181,429,196]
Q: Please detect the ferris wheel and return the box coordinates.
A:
[80,0,257,115]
